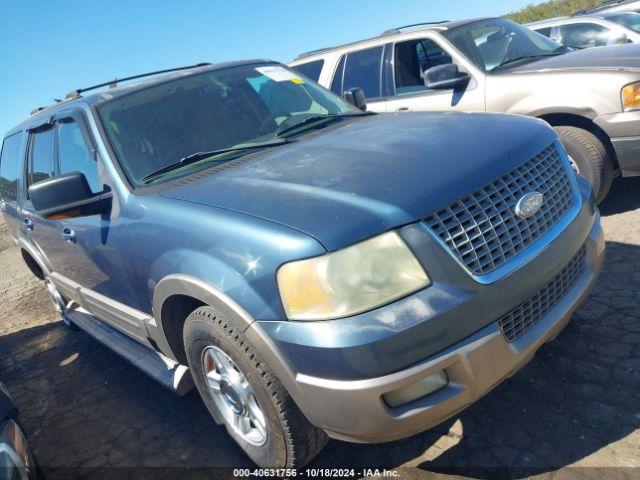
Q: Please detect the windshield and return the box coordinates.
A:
[607,12,640,32]
[97,64,361,186]
[443,18,566,71]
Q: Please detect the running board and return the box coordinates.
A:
[65,307,194,395]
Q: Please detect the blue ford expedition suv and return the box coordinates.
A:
[0,61,604,467]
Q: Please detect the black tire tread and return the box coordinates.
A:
[554,126,613,203]
[184,306,328,468]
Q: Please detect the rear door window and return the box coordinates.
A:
[342,46,384,99]
[291,60,324,82]
[28,127,55,190]
[560,23,612,48]
[0,133,23,203]
[57,118,102,193]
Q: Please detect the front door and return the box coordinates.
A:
[384,36,486,113]
[22,111,145,339]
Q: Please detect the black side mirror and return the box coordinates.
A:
[28,172,112,218]
[342,87,367,111]
[424,64,470,90]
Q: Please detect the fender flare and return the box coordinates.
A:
[152,274,255,359]
[151,274,299,397]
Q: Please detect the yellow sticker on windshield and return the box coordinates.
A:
[291,77,305,84]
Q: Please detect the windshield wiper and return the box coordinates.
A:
[140,138,291,182]
[274,113,368,138]
[492,49,565,71]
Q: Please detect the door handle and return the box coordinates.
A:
[23,218,33,230]
[397,107,411,111]
[61,227,76,242]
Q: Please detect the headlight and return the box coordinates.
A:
[277,231,430,320]
[622,82,640,111]
[0,420,36,480]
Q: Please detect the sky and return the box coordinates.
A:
[0,0,542,137]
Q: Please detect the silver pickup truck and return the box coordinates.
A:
[291,17,640,202]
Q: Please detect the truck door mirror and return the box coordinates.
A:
[424,64,470,90]
[28,172,112,219]
[342,87,367,111]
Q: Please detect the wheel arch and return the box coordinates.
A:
[152,274,256,364]
[16,238,50,281]
[537,112,619,172]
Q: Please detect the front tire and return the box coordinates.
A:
[554,126,613,203]
[183,306,327,467]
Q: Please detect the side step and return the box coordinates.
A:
[65,307,194,395]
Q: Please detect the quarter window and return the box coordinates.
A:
[28,127,55,189]
[291,60,324,82]
[342,46,384,99]
[560,23,612,49]
[0,133,23,203]
[57,119,101,193]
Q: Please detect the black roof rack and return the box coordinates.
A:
[64,62,212,100]
[381,21,450,36]
[296,21,449,59]
[572,0,635,15]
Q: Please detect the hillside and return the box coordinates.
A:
[506,0,609,23]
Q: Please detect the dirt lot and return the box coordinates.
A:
[0,179,639,479]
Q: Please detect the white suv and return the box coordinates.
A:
[289,17,640,202]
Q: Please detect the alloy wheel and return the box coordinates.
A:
[201,346,268,446]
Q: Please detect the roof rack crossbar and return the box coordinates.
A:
[381,21,450,36]
[64,62,212,100]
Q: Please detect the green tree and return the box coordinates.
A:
[506,0,609,23]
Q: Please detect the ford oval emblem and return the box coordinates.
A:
[515,192,544,219]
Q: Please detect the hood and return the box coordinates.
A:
[508,43,640,73]
[161,112,557,250]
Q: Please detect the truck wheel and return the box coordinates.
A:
[554,126,613,203]
[183,306,327,468]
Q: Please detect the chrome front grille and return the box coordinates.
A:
[425,144,575,276]
[498,245,586,342]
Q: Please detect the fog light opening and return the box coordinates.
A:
[383,371,448,408]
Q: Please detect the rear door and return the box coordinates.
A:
[329,45,388,112]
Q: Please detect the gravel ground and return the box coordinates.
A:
[0,178,639,479]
